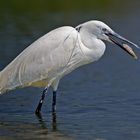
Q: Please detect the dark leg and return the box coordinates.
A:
[52,91,57,112]
[35,88,47,114]
[52,111,57,131]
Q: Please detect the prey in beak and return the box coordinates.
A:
[106,32,139,59]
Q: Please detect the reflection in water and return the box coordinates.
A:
[35,112,73,140]
[35,111,57,131]
[0,111,73,140]
[35,112,48,130]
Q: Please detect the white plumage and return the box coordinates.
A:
[0,21,108,93]
[0,20,138,113]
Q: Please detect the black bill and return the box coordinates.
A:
[107,32,139,59]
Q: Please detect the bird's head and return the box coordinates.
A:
[78,20,139,59]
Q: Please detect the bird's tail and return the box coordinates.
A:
[0,71,3,94]
[0,71,7,95]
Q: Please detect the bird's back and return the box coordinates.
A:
[0,26,79,93]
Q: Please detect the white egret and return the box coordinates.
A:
[0,20,139,114]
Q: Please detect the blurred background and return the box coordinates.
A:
[0,0,140,140]
[0,0,140,67]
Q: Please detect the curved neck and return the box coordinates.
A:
[79,29,106,60]
[80,29,104,49]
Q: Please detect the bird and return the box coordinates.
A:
[0,20,139,114]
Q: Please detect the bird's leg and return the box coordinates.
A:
[52,91,57,112]
[35,88,48,114]
[52,111,57,131]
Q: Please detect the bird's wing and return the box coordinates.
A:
[0,26,79,92]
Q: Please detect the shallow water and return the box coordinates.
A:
[1,1,140,140]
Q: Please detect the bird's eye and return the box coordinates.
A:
[102,28,107,32]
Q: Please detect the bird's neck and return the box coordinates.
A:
[79,30,106,61]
